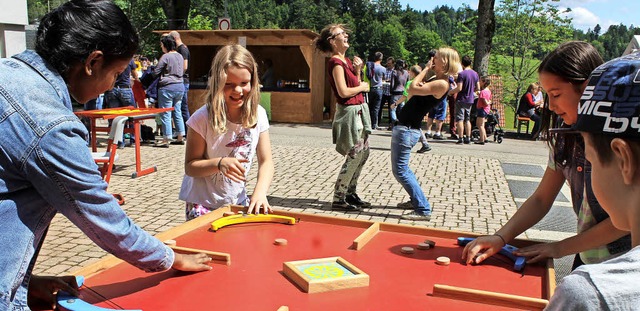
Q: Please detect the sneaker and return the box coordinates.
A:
[456,139,463,145]
[433,133,445,140]
[345,194,371,208]
[397,201,413,209]
[463,137,471,144]
[450,133,459,140]
[417,145,432,153]
[425,132,433,138]
[474,140,485,145]
[400,211,431,221]
[331,200,362,212]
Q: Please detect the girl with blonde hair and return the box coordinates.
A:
[392,47,461,220]
[179,44,274,220]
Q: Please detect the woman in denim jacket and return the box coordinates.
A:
[0,1,211,309]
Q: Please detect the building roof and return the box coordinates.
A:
[154,29,319,46]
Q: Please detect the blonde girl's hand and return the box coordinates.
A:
[248,194,272,214]
[218,157,248,182]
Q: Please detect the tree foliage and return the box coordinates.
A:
[24,0,640,112]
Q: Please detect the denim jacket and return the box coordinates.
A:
[0,50,174,309]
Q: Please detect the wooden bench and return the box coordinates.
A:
[517,116,531,136]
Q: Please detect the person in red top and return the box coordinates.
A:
[314,24,371,212]
[517,83,543,138]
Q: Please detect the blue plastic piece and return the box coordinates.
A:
[457,237,526,271]
[56,275,142,311]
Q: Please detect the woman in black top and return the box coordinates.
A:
[391,47,460,221]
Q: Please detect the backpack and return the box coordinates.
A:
[365,61,375,81]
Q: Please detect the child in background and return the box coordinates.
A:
[179,45,274,220]
[474,76,492,145]
[545,52,640,310]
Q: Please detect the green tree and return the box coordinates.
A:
[493,0,572,125]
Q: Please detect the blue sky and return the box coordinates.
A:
[398,0,639,32]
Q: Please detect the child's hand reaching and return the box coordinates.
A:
[248,194,272,214]
[172,253,213,272]
[218,157,249,182]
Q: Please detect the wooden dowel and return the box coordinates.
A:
[168,245,231,266]
[432,284,549,310]
[351,222,380,250]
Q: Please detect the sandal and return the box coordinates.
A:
[153,142,169,148]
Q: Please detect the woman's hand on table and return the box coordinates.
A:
[172,253,213,272]
[28,275,78,310]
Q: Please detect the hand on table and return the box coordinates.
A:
[461,235,505,265]
[248,194,272,215]
[172,253,213,272]
[28,275,78,310]
[513,242,561,263]
[219,157,248,182]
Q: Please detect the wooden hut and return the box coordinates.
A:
[156,29,328,123]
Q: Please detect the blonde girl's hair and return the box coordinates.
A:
[435,47,461,77]
[205,44,260,134]
[527,82,538,93]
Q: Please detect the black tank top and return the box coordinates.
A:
[397,93,446,129]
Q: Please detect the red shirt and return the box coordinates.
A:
[327,57,364,105]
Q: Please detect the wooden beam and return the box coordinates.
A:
[432,284,549,310]
[270,31,284,39]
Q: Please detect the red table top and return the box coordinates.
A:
[74,106,172,120]
[72,209,553,311]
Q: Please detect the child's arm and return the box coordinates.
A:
[184,127,247,182]
[462,167,565,264]
[248,130,275,214]
[514,218,628,263]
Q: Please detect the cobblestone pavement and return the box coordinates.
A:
[34,121,572,281]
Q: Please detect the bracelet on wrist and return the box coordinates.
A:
[217,157,225,171]
[493,233,507,246]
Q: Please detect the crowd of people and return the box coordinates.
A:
[0,1,639,309]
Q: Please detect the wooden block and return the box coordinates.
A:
[401,246,415,254]
[436,256,450,266]
[274,238,288,246]
[417,242,431,250]
[163,239,177,246]
[223,211,235,217]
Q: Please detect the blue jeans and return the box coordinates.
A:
[391,125,431,215]
[368,88,383,128]
[104,87,136,108]
[158,88,185,139]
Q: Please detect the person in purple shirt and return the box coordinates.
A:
[449,55,479,144]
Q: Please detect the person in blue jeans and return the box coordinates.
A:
[0,1,212,309]
[153,34,185,147]
[392,47,460,221]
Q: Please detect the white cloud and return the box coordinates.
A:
[561,6,616,31]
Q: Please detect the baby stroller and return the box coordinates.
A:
[471,108,505,144]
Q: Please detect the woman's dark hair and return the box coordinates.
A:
[395,59,406,71]
[314,24,349,54]
[160,35,177,52]
[35,0,138,77]
[537,41,604,165]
